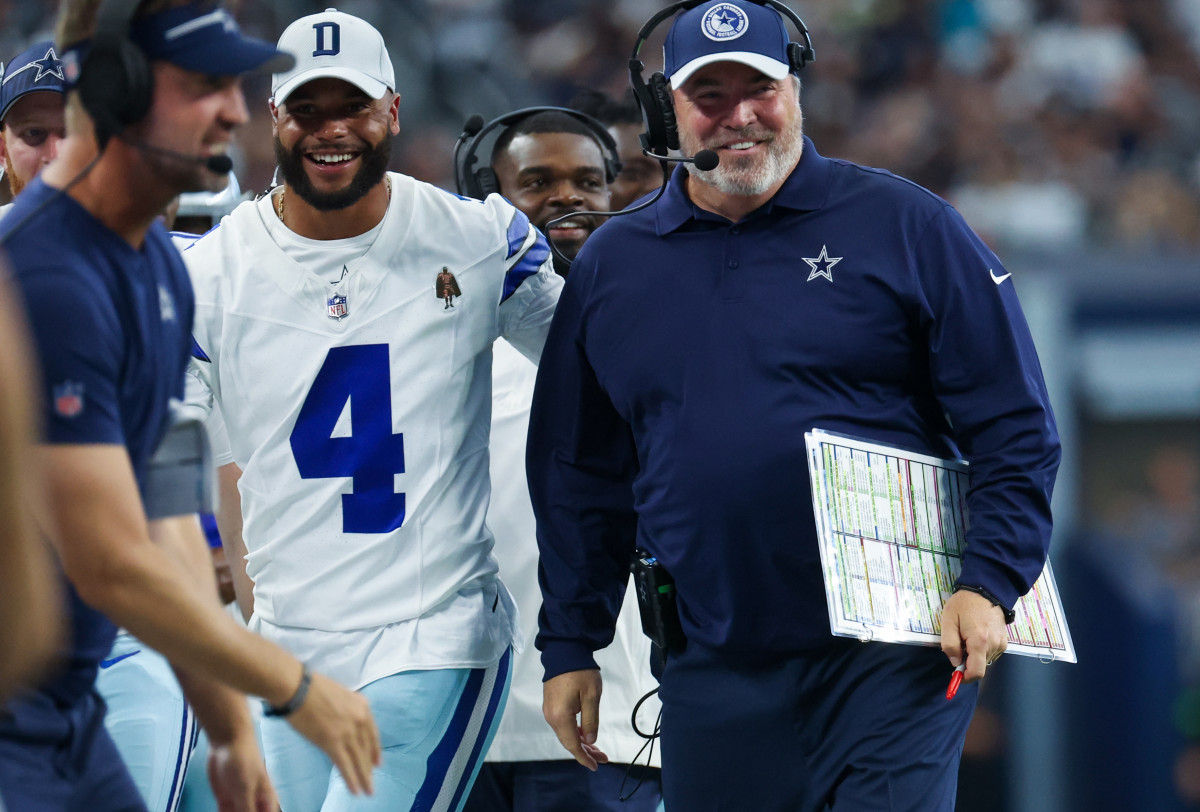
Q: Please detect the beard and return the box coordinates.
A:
[680,114,804,197]
[4,142,27,197]
[274,135,391,211]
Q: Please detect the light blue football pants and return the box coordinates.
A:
[262,647,512,812]
[96,633,197,812]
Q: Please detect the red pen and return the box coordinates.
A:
[945,664,966,700]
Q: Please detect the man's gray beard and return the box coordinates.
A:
[681,117,804,197]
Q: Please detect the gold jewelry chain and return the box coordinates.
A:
[276,174,392,222]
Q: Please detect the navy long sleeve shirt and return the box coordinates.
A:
[527,137,1060,680]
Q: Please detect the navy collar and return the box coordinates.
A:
[655,135,832,234]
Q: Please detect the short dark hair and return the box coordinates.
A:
[492,110,606,167]
[569,88,641,128]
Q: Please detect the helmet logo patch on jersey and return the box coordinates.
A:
[327,265,350,320]
[327,292,349,320]
[53,380,85,418]
[435,267,462,310]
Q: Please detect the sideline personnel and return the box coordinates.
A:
[0,3,380,810]
[528,2,1060,810]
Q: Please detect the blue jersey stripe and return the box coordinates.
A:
[412,667,486,808]
[445,647,512,812]
[505,209,532,259]
[500,235,550,304]
[165,703,196,812]
[190,335,211,362]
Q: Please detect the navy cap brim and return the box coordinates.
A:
[132,5,296,77]
[0,87,65,123]
[166,41,294,77]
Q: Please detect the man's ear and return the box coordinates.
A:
[388,92,400,136]
[268,100,280,134]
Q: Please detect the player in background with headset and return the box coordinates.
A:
[528,1,1060,810]
[181,8,561,810]
[454,108,664,812]
[568,90,662,212]
[0,2,382,811]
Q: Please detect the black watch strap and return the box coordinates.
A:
[263,665,312,718]
[953,582,1016,625]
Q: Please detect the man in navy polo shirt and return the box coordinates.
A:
[0,3,381,811]
[528,1,1060,810]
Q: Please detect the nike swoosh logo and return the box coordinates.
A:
[989,268,1012,285]
[99,650,141,669]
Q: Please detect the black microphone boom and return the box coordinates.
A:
[124,135,233,174]
[644,146,719,170]
[543,148,719,270]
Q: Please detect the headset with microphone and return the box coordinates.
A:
[78,0,232,174]
[628,0,814,167]
[454,106,622,201]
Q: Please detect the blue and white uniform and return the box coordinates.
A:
[527,138,1061,811]
[0,179,194,812]
[182,172,562,811]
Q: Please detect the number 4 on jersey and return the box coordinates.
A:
[290,344,406,533]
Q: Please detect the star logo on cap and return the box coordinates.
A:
[3,46,65,85]
[702,3,749,41]
[803,245,841,283]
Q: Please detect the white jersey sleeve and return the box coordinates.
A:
[489,199,560,364]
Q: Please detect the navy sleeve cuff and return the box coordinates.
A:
[540,641,600,682]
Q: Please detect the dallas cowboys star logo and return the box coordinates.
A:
[803,245,841,283]
[703,3,748,40]
[2,46,65,86]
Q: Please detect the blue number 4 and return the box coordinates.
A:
[290,344,406,533]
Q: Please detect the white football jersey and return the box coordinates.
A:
[184,174,561,651]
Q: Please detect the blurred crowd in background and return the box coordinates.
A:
[5,0,1200,252]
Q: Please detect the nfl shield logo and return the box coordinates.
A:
[327,292,349,321]
[53,381,84,418]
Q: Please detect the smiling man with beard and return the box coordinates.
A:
[179,9,563,811]
[528,2,1060,811]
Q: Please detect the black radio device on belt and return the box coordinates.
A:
[631,550,686,658]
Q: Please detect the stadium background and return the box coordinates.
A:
[3,0,1199,809]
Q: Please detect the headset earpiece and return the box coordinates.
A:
[77,0,153,147]
[648,72,679,152]
[788,41,814,72]
[473,167,500,199]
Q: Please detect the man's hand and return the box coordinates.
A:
[207,728,278,812]
[543,669,609,771]
[940,589,1008,684]
[285,671,382,795]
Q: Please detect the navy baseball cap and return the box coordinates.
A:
[0,41,66,123]
[61,3,294,87]
[664,1,791,87]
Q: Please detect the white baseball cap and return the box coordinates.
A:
[271,9,395,104]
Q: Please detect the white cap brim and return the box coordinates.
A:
[272,66,390,105]
[668,52,790,88]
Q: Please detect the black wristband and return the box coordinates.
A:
[263,665,312,718]
[953,582,1016,625]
